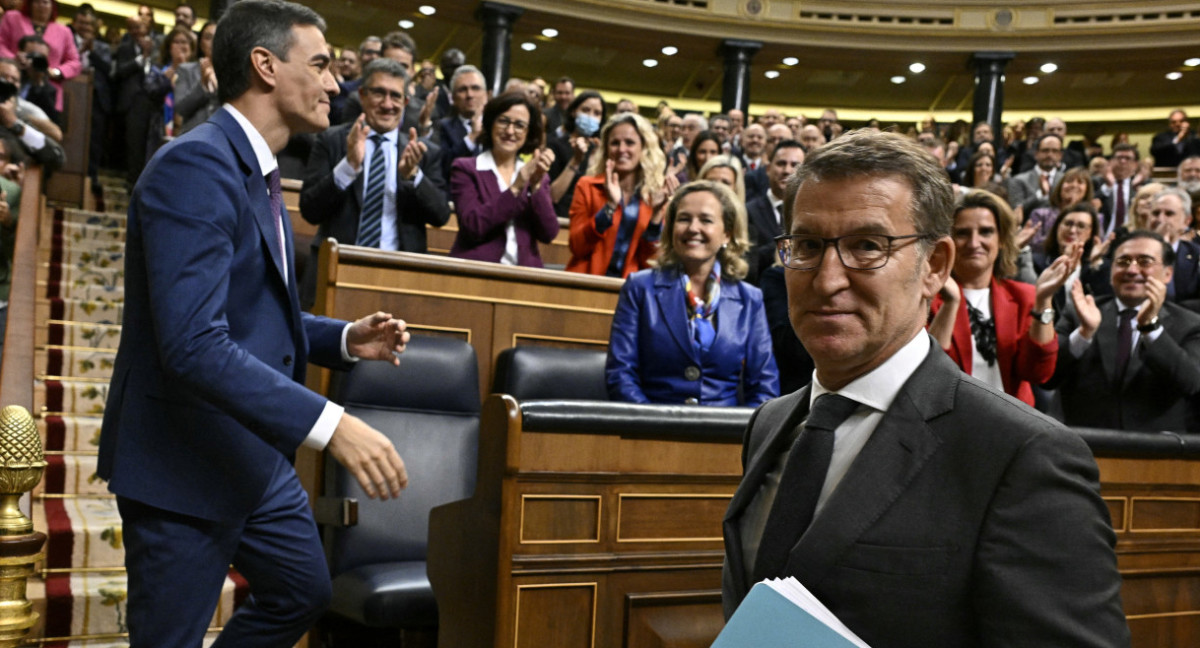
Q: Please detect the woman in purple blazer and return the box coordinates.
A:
[449,91,559,267]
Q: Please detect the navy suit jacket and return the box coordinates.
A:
[606,267,779,406]
[98,108,350,522]
[723,345,1129,647]
[435,115,478,185]
[744,195,780,285]
[1172,238,1200,306]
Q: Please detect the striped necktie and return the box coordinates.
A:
[358,134,386,248]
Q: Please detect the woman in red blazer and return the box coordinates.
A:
[929,190,1077,406]
[567,113,678,278]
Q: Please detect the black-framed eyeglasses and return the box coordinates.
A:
[775,233,930,271]
[495,116,529,133]
[1113,255,1160,269]
[364,86,405,103]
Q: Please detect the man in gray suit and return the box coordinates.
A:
[1007,132,1065,210]
[722,130,1130,648]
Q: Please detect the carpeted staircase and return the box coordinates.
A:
[26,178,247,646]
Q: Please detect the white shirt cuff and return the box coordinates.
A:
[1143,326,1165,345]
[20,125,45,151]
[1069,328,1093,358]
[303,401,343,450]
[340,322,359,363]
[333,157,358,190]
[408,167,424,188]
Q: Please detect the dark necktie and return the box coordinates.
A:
[1115,308,1136,380]
[358,134,387,248]
[1114,181,1126,232]
[753,393,860,583]
[265,168,286,280]
[775,203,784,230]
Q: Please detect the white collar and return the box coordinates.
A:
[222,104,276,176]
[475,150,523,172]
[810,331,930,414]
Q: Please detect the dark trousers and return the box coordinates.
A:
[118,455,331,647]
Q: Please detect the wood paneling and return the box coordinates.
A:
[514,583,596,648]
[625,591,724,648]
[616,494,729,543]
[520,496,602,544]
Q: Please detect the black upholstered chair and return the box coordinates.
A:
[492,345,609,400]
[320,335,480,639]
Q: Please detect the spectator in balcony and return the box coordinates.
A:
[928,190,1066,407]
[143,25,194,156]
[698,154,745,204]
[681,129,720,183]
[1023,166,1097,252]
[606,180,778,406]
[0,0,78,113]
[173,20,217,135]
[0,56,64,171]
[961,149,1000,190]
[548,89,605,218]
[544,75,574,136]
[15,34,57,124]
[1035,202,1107,323]
[567,112,677,278]
[740,122,765,171]
[434,63,486,184]
[1151,109,1197,168]
[449,91,558,267]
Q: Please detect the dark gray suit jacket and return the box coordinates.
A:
[723,344,1129,648]
[1048,298,1200,432]
[299,122,450,307]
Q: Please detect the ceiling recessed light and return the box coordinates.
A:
[1186,58,1200,67]
[642,59,658,68]
[661,46,678,56]
[1023,76,1040,85]
[418,5,435,16]
[890,75,906,84]
[909,62,926,74]
[520,42,536,52]
[1167,71,1184,80]
[764,70,780,79]
[541,28,558,38]
[782,56,799,66]
[1040,62,1058,74]
[398,19,414,29]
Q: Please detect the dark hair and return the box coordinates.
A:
[76,3,96,17]
[1043,202,1098,261]
[213,0,326,105]
[176,3,195,19]
[554,76,574,89]
[966,151,996,188]
[1050,167,1094,209]
[21,0,58,21]
[770,139,804,162]
[1113,142,1140,160]
[380,31,416,58]
[685,130,721,178]
[160,26,196,65]
[1114,229,1175,266]
[360,57,409,90]
[17,34,46,51]
[478,91,543,156]
[566,90,606,134]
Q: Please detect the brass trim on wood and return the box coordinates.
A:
[615,493,733,543]
[512,581,598,648]
[335,283,618,316]
[1104,496,1129,532]
[518,494,603,545]
[510,333,609,348]
[407,323,473,343]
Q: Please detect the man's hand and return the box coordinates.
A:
[0,190,10,228]
[0,96,17,129]
[397,127,426,180]
[346,311,409,364]
[1138,275,1168,327]
[418,86,438,129]
[1072,278,1101,338]
[326,413,408,499]
[345,114,369,171]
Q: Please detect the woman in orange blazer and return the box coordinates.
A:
[929,190,1078,406]
[567,113,679,278]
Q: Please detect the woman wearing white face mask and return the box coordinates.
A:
[549,90,606,218]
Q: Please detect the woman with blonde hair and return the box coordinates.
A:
[696,154,746,204]
[606,180,778,405]
[567,113,679,277]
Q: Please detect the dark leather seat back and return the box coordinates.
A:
[323,335,479,628]
[493,345,608,400]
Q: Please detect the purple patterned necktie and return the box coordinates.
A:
[266,168,287,282]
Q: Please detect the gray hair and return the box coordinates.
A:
[450,64,483,91]
[361,57,409,90]
[1155,186,1193,218]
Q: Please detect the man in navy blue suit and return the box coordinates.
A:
[98,2,410,645]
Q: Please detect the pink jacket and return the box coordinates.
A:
[0,11,81,111]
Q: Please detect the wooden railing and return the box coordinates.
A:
[0,167,45,410]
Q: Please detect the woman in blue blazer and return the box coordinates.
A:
[606,180,779,406]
